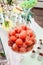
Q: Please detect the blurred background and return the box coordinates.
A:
[32,0,43,28]
[0,0,43,27]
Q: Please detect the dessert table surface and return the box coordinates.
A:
[0,17,43,65]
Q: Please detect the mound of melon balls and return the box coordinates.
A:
[8,25,36,53]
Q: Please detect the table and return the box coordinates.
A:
[0,17,43,65]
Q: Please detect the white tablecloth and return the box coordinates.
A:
[0,18,43,65]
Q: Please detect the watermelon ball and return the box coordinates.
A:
[21,25,28,30]
[19,30,26,40]
[20,47,26,53]
[16,38,23,47]
[26,39,33,46]
[12,44,18,52]
[10,36,17,42]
